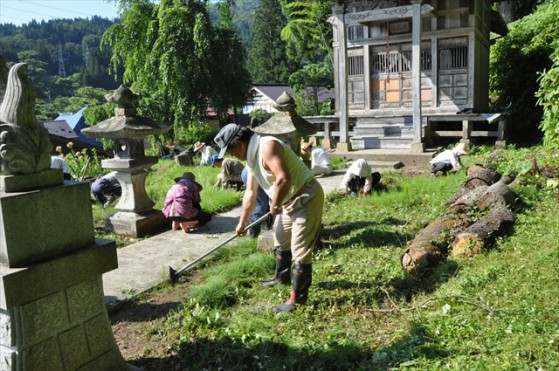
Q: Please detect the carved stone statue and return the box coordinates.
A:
[0,62,51,175]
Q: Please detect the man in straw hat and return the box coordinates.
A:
[194,141,218,166]
[429,142,468,175]
[162,172,211,233]
[214,124,324,313]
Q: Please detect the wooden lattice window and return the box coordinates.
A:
[372,49,432,74]
[439,46,467,70]
[349,55,364,76]
[348,25,364,41]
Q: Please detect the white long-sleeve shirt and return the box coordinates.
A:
[340,159,373,194]
[310,147,332,168]
[200,146,218,166]
[429,149,463,171]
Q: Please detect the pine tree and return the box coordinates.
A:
[246,0,298,84]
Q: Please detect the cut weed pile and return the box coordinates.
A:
[111,146,559,370]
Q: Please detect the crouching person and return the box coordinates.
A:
[214,124,324,313]
[340,159,381,197]
[163,172,211,233]
[211,154,245,191]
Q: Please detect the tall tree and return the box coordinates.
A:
[279,0,333,65]
[212,0,252,123]
[246,0,298,83]
[102,0,251,127]
[490,0,559,143]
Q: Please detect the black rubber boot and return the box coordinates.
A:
[273,264,312,313]
[261,249,292,287]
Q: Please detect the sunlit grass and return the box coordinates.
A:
[126,145,559,369]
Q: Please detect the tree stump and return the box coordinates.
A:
[174,150,194,166]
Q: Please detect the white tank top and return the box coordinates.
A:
[246,134,313,204]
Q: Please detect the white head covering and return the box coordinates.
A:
[349,159,372,177]
[454,143,468,155]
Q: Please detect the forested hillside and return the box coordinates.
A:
[0,17,117,90]
[209,0,260,53]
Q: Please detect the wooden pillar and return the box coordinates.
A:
[322,121,335,149]
[410,0,424,153]
[461,119,472,146]
[495,117,507,148]
[335,6,352,152]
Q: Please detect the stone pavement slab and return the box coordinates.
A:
[102,169,358,307]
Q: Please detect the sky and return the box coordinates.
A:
[0,0,121,26]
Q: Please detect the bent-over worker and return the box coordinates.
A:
[214,124,324,313]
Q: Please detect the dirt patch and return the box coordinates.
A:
[110,272,202,367]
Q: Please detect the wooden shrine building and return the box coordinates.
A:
[326,0,509,152]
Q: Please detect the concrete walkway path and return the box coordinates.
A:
[103,171,347,307]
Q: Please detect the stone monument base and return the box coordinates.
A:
[336,141,352,152]
[0,239,127,371]
[105,210,167,237]
[409,142,425,153]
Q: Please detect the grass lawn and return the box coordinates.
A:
[112,145,559,370]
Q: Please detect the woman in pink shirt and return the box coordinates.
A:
[163,172,211,233]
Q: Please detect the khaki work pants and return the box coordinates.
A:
[274,179,324,265]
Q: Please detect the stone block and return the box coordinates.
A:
[105,210,167,237]
[23,338,64,371]
[0,308,15,347]
[84,313,117,358]
[67,278,105,324]
[0,169,62,193]
[336,141,352,152]
[257,230,275,253]
[21,291,69,346]
[1,239,117,309]
[0,347,16,370]
[59,325,89,370]
[78,348,128,371]
[0,181,95,267]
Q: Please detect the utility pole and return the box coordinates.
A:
[58,42,66,77]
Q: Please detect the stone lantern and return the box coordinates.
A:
[252,91,317,154]
[82,85,172,237]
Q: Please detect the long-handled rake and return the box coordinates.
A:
[168,212,272,285]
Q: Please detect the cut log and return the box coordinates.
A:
[483,179,515,205]
[401,214,471,275]
[450,185,488,208]
[477,192,508,211]
[451,209,516,257]
[466,164,501,185]
[449,177,491,204]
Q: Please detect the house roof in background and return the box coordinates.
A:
[252,84,295,102]
[55,107,87,130]
[53,107,103,148]
[251,84,334,104]
[42,120,78,139]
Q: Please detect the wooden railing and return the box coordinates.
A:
[424,113,508,148]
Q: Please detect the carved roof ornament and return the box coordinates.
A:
[0,62,51,175]
[252,91,317,137]
[106,85,140,106]
[273,91,297,115]
[82,85,171,140]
